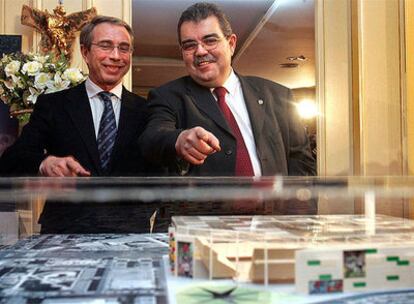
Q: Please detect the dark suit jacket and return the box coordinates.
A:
[0,82,156,233]
[140,74,316,176]
[0,82,148,176]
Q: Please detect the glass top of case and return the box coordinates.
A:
[2,175,414,203]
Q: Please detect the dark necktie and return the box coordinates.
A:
[97,91,117,172]
[214,87,254,176]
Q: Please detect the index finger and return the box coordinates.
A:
[195,129,221,152]
[66,158,91,176]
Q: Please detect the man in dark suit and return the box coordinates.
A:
[0,83,147,177]
[1,16,146,177]
[140,2,315,177]
[0,16,154,233]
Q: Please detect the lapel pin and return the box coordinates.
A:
[258,99,264,105]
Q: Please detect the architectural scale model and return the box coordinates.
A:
[0,234,169,303]
[316,289,414,303]
[170,214,414,295]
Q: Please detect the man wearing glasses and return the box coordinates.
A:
[140,2,315,177]
[0,16,155,233]
[1,16,147,177]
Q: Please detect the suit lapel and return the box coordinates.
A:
[64,83,101,173]
[186,78,233,135]
[238,75,266,146]
[111,88,136,164]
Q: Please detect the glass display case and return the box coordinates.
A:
[1,176,414,303]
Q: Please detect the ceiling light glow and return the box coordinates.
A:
[296,99,318,119]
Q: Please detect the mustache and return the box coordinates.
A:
[194,54,217,66]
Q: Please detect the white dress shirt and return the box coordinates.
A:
[85,78,122,138]
[211,70,262,176]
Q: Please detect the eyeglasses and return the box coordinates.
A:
[180,36,225,53]
[91,42,133,54]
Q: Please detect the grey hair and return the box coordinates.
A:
[80,15,134,49]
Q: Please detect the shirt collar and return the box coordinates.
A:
[210,69,239,96]
[85,78,123,99]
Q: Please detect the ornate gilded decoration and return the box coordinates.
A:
[21,4,97,62]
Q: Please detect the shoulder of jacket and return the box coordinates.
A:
[242,75,290,91]
[123,88,147,103]
[153,76,190,93]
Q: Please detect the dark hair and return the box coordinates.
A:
[80,15,134,49]
[177,2,233,44]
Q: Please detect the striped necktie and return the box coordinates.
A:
[97,91,117,172]
[214,87,254,176]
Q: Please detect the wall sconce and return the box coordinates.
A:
[295,98,318,160]
[295,99,318,119]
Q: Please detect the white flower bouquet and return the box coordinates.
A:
[0,52,86,122]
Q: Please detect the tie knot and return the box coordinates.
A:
[214,87,227,99]
[98,91,113,104]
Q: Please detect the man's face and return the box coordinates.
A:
[180,16,236,88]
[81,23,131,91]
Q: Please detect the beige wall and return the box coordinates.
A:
[317,0,405,177]
[316,0,407,216]
[406,0,414,218]
[0,0,132,89]
[316,0,354,214]
[0,0,32,51]
[407,0,414,176]
[357,0,404,176]
[316,0,353,177]
[357,0,405,216]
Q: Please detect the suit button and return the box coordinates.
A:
[225,150,233,155]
